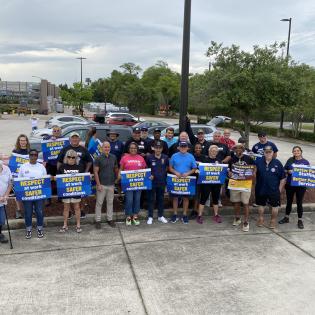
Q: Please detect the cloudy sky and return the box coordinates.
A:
[1,0,315,85]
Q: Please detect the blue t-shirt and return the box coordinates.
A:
[170,152,197,174]
[255,157,285,195]
[88,137,98,151]
[146,153,169,186]
[162,136,178,148]
[252,141,278,155]
[109,140,124,162]
[284,157,310,185]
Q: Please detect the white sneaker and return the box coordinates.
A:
[233,217,242,226]
[147,217,153,225]
[218,201,223,207]
[158,216,168,224]
[242,222,249,232]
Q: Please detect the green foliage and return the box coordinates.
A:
[60,82,93,109]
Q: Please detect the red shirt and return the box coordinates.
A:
[120,154,146,171]
[220,137,236,149]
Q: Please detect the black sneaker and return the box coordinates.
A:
[25,230,32,239]
[37,229,44,238]
[297,220,304,229]
[95,221,102,229]
[80,211,87,219]
[0,234,8,244]
[278,217,289,224]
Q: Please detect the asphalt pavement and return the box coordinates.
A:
[1,212,315,314]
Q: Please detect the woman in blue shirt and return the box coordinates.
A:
[279,146,310,229]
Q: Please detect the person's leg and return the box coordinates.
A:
[156,186,165,218]
[147,188,154,219]
[296,187,306,220]
[63,202,70,228]
[270,207,278,229]
[23,201,33,232]
[15,199,23,219]
[133,190,141,216]
[33,200,44,231]
[285,185,294,217]
[0,206,8,243]
[240,191,251,230]
[124,191,133,217]
[105,185,115,222]
[183,197,189,216]
[211,185,221,221]
[95,186,106,223]
[172,197,178,215]
[74,202,81,230]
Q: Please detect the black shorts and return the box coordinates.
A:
[199,184,221,205]
[256,194,280,207]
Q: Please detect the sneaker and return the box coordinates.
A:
[76,226,82,233]
[233,217,242,226]
[297,220,304,229]
[171,214,178,223]
[15,210,23,219]
[95,221,102,229]
[147,217,153,225]
[107,220,116,228]
[182,215,189,224]
[213,215,222,223]
[158,216,168,224]
[242,222,249,232]
[252,203,258,207]
[80,211,87,219]
[37,229,44,238]
[0,234,8,244]
[132,216,140,226]
[126,216,132,226]
[278,217,289,224]
[196,216,203,224]
[25,230,32,239]
[218,201,223,208]
[189,210,198,219]
[59,226,68,233]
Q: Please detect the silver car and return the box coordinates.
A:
[45,115,95,128]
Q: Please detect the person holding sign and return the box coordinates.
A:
[57,150,85,233]
[18,149,47,239]
[197,145,223,224]
[119,142,147,226]
[146,140,169,225]
[169,141,197,224]
[12,134,30,219]
[228,143,255,232]
[278,146,310,229]
[0,160,12,244]
[255,146,286,229]
[94,142,118,229]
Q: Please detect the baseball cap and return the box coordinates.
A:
[70,132,80,138]
[141,126,148,131]
[107,130,119,136]
[153,128,161,133]
[263,145,274,152]
[258,132,267,137]
[153,140,163,148]
[197,129,204,134]
[133,127,141,133]
[179,141,188,147]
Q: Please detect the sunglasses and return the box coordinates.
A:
[67,156,76,159]
[53,130,61,133]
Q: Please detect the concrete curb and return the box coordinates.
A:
[4,203,315,230]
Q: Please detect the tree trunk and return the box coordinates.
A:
[243,118,251,149]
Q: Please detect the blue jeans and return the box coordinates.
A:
[124,190,141,216]
[23,200,44,231]
[147,186,165,218]
[0,205,5,225]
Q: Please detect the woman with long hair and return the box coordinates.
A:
[279,146,310,229]
[85,127,97,151]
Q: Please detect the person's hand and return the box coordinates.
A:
[228,171,233,178]
[288,170,293,174]
[0,197,4,203]
[182,173,189,178]
[97,185,103,192]
[195,169,200,174]
[175,172,181,178]
[150,175,154,180]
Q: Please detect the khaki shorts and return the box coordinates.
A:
[62,198,81,204]
[230,190,251,204]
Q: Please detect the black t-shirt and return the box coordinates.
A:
[194,154,207,163]
[124,138,149,155]
[57,145,93,171]
[208,142,230,161]
[12,148,29,155]
[204,156,223,164]
[58,163,85,175]
[147,139,169,155]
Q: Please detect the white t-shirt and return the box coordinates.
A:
[0,165,12,206]
[18,162,47,179]
[30,118,39,128]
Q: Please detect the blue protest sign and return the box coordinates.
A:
[8,153,29,177]
[13,176,52,201]
[41,137,69,162]
[291,164,315,188]
[197,163,228,184]
[120,169,152,192]
[166,174,196,195]
[56,173,92,198]
[88,139,103,160]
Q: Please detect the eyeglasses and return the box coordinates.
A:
[67,156,76,159]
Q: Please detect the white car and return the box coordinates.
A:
[207,116,232,126]
[45,115,94,128]
[105,112,144,122]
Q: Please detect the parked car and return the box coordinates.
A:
[30,121,96,140]
[29,124,133,152]
[207,116,232,126]
[45,115,95,128]
[159,124,217,142]
[133,120,170,133]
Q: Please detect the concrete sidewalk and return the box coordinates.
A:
[1,212,315,314]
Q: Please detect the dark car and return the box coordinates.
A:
[134,120,170,136]
[30,124,133,152]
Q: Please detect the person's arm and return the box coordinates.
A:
[93,165,103,191]
[182,168,197,177]
[0,181,12,203]
[279,178,286,193]
[185,116,196,145]
[169,165,181,177]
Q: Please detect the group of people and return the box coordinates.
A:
[0,119,312,243]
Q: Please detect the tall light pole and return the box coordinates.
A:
[76,57,87,115]
[279,18,292,131]
[179,0,191,132]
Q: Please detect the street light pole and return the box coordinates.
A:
[280,18,292,131]
[76,57,87,115]
[179,0,191,132]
